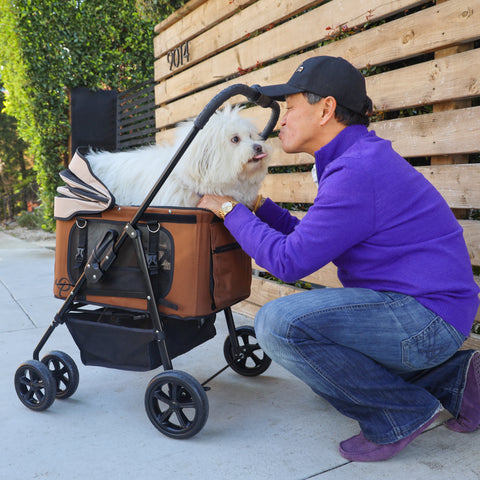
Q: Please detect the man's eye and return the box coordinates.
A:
[231,136,240,144]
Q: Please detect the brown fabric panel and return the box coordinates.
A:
[54,206,251,318]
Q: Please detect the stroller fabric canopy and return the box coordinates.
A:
[54,148,115,221]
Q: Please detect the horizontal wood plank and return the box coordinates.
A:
[367,48,480,113]
[256,207,479,268]
[415,163,480,210]
[154,0,208,34]
[246,105,480,169]
[374,106,480,158]
[461,220,480,267]
[461,333,480,351]
[252,258,343,288]
[245,275,303,305]
[260,161,480,209]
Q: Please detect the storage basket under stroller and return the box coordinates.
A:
[14,84,280,439]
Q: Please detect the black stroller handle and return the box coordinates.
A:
[194,83,280,139]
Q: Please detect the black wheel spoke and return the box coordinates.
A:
[153,389,173,406]
[18,374,31,387]
[157,408,174,424]
[249,351,262,366]
[175,409,190,428]
[25,388,36,402]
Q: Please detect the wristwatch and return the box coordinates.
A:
[218,201,239,220]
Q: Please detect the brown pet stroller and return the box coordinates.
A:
[14,85,280,439]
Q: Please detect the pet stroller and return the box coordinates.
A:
[14,85,280,439]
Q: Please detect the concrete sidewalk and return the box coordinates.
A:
[0,230,478,480]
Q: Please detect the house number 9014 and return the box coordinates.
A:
[166,41,190,70]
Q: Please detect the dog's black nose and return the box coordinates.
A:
[253,144,263,154]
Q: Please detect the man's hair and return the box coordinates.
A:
[303,92,372,127]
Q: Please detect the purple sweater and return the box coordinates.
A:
[225,125,479,336]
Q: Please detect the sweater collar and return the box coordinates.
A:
[314,124,369,180]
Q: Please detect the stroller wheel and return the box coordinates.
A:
[145,370,209,439]
[224,325,272,377]
[14,360,57,411]
[41,351,79,400]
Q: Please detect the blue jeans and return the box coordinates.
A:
[254,288,471,444]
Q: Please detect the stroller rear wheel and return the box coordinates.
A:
[145,370,209,439]
[14,360,57,411]
[41,350,79,400]
[224,325,272,376]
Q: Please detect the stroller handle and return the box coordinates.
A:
[194,84,280,140]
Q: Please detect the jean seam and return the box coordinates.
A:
[368,404,441,444]
[285,318,361,404]
[444,321,468,346]
[291,297,409,322]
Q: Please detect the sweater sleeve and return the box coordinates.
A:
[255,198,300,234]
[225,161,376,283]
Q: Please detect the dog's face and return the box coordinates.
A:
[178,104,271,192]
[214,105,270,181]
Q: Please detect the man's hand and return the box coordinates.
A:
[197,194,237,217]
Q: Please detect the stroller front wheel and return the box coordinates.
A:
[41,350,79,400]
[14,360,57,411]
[145,370,209,439]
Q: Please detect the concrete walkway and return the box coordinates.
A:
[0,230,479,480]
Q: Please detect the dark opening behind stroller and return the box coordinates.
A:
[14,85,280,439]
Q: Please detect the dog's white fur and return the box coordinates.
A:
[86,104,271,208]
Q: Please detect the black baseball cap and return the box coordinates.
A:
[253,56,368,114]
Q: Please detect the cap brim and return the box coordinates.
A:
[254,83,304,101]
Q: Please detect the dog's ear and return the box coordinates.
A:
[220,102,245,116]
[222,102,232,114]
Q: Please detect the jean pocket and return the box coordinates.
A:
[401,316,465,370]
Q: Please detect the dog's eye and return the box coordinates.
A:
[230,136,240,144]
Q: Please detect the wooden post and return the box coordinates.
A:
[431,1,473,166]
[431,1,473,217]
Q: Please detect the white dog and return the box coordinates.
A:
[86,104,271,208]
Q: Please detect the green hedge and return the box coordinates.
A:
[0,0,183,229]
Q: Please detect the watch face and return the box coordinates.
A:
[221,201,233,212]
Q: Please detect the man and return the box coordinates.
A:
[198,56,480,461]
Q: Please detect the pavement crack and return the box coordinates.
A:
[0,278,36,327]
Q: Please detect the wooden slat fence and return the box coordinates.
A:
[117,80,157,150]
[153,0,480,349]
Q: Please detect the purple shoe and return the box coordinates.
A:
[339,413,440,462]
[445,351,480,433]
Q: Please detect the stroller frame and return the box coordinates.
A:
[14,85,280,439]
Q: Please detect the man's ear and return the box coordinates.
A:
[319,96,337,125]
